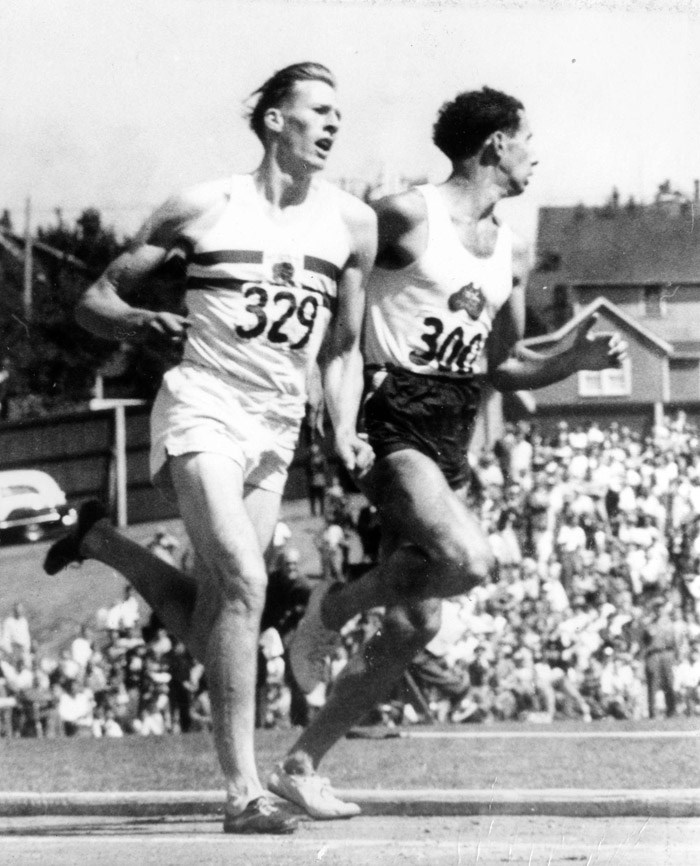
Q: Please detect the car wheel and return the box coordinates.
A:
[23,523,45,543]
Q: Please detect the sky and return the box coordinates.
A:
[2,0,700,245]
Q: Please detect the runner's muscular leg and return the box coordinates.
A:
[79,476,281,663]
[169,452,282,810]
[290,595,442,768]
[80,524,198,642]
[321,448,494,630]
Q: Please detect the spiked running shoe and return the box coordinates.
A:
[222,795,298,834]
[289,581,342,694]
[43,499,107,576]
[268,764,361,820]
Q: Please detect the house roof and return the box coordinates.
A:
[670,340,700,359]
[524,296,674,356]
[534,203,700,285]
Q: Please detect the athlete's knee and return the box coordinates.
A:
[383,598,442,649]
[208,550,268,615]
[429,530,494,592]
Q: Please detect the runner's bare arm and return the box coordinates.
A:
[373,190,427,269]
[75,181,225,344]
[487,236,628,391]
[319,199,377,477]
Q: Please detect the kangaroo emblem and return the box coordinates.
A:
[448,283,485,320]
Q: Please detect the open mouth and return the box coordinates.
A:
[316,138,333,154]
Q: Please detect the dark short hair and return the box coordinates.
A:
[433,86,524,162]
[248,62,336,142]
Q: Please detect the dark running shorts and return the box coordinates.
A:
[362,367,481,490]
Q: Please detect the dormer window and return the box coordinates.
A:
[644,286,665,318]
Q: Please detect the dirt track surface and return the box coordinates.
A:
[2,814,699,865]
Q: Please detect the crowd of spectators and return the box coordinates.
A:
[376,413,700,725]
[307,413,700,727]
[3,413,700,737]
[0,585,212,739]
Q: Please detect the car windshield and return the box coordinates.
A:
[0,485,41,497]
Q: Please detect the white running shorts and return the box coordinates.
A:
[150,364,301,495]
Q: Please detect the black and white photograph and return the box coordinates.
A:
[1,1,700,863]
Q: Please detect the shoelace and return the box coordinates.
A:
[251,795,278,815]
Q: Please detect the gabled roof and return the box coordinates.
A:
[534,204,700,285]
[670,341,700,359]
[524,296,674,355]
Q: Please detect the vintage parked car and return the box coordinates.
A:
[0,469,77,543]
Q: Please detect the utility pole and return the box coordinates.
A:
[23,196,33,319]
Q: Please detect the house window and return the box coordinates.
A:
[644,286,665,318]
[578,354,632,397]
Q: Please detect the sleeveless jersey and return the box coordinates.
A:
[178,174,351,421]
[364,184,513,378]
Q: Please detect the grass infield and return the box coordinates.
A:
[2,720,699,793]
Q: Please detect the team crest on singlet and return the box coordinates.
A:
[272,261,296,286]
[448,282,485,320]
[265,251,303,287]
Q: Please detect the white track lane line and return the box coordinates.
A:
[401,729,700,739]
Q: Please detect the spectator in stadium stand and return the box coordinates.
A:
[317,518,349,582]
[598,646,644,720]
[508,422,534,489]
[168,640,198,733]
[487,508,522,579]
[675,643,700,715]
[57,678,95,736]
[264,548,313,638]
[190,683,213,732]
[1,603,32,658]
[306,442,328,517]
[105,667,132,729]
[257,627,290,728]
[117,585,141,630]
[641,598,678,718]
[555,511,587,598]
[133,696,167,736]
[84,657,109,711]
[322,474,351,526]
[261,547,314,727]
[96,706,125,738]
[70,624,95,674]
[102,585,141,633]
[267,520,292,573]
[355,503,381,566]
[146,625,173,660]
[56,648,81,684]
[20,656,57,737]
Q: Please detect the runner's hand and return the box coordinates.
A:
[139,311,190,346]
[571,314,628,371]
[336,431,375,480]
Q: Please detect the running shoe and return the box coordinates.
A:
[223,795,298,834]
[43,499,107,575]
[268,764,360,820]
[289,581,341,694]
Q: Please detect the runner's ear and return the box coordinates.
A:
[264,108,284,134]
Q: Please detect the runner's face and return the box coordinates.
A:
[500,111,537,196]
[276,80,341,173]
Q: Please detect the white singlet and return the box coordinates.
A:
[180,173,351,421]
[364,184,513,378]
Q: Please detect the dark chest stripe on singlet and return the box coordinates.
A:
[190,250,341,282]
[185,275,335,311]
